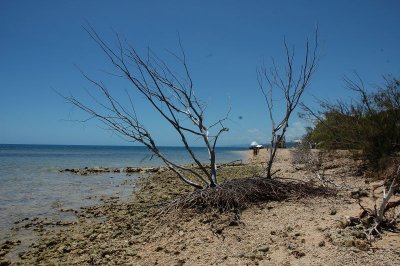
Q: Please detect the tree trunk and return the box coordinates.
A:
[209,150,218,187]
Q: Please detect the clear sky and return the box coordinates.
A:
[1,0,399,146]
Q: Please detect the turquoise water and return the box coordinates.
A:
[0,144,245,242]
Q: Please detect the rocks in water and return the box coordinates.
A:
[60,167,112,175]
[60,166,167,175]
[125,167,142,173]
[61,168,80,174]
[125,166,160,173]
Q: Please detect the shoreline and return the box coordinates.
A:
[1,149,399,265]
[0,145,247,245]
[0,151,260,264]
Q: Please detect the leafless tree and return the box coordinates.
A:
[63,26,229,189]
[257,30,318,178]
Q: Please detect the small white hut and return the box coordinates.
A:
[249,141,263,149]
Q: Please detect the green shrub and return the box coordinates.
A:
[308,76,400,169]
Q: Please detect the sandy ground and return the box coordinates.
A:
[1,149,399,265]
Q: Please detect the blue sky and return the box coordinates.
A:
[1,0,399,146]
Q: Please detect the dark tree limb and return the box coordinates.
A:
[258,29,319,178]
[62,26,229,189]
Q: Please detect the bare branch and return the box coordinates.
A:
[258,29,319,178]
[62,26,230,188]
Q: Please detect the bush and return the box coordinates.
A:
[308,76,400,169]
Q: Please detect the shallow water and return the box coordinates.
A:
[0,144,245,242]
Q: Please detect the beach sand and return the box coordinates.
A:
[1,149,399,265]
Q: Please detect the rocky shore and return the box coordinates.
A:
[60,160,244,176]
[1,150,399,265]
[60,166,166,175]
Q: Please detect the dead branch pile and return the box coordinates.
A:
[165,177,334,213]
[348,164,400,240]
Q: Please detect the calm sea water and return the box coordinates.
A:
[0,144,245,242]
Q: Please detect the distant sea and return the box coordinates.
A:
[0,144,245,242]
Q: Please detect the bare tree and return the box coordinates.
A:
[63,26,229,189]
[257,31,318,178]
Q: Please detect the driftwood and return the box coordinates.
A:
[349,165,400,240]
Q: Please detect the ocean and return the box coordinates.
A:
[0,144,245,242]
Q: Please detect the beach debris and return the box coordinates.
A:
[346,165,400,240]
[164,177,334,213]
